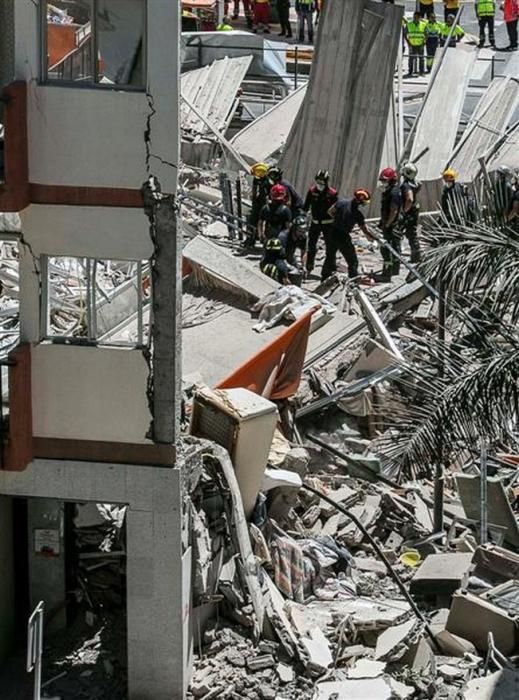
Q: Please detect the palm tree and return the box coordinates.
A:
[377,183,519,481]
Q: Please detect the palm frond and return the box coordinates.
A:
[378,340,519,479]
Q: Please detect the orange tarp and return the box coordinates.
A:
[216,309,314,400]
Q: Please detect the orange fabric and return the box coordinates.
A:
[216,309,314,400]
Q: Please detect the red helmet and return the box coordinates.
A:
[379,167,398,182]
[270,184,287,202]
[354,188,371,204]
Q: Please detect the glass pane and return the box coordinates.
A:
[46,1,94,82]
[47,257,90,338]
[94,260,150,345]
[96,0,145,87]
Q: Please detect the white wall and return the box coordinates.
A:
[14,0,179,194]
[32,344,152,443]
[20,205,153,259]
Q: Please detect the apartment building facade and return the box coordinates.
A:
[0,1,186,697]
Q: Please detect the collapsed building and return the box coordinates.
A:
[1,1,519,700]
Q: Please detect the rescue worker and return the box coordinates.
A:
[419,0,435,18]
[217,15,233,30]
[443,0,460,22]
[260,237,290,284]
[230,0,252,26]
[377,168,402,281]
[400,162,422,263]
[405,12,427,76]
[277,0,293,37]
[495,165,519,223]
[246,162,271,246]
[321,189,372,281]
[253,0,271,33]
[303,170,338,274]
[296,0,315,43]
[425,13,442,71]
[440,14,465,46]
[279,214,309,269]
[499,0,518,51]
[441,168,466,223]
[267,166,304,217]
[258,184,292,241]
[476,0,496,47]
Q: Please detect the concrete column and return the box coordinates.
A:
[0,497,15,662]
[126,468,189,700]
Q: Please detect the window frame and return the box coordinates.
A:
[40,255,151,349]
[40,0,148,91]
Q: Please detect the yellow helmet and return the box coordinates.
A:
[251,162,269,178]
[442,168,458,181]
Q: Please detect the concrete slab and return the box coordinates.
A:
[375,619,417,661]
[183,235,279,303]
[411,45,477,183]
[462,669,519,700]
[315,678,392,700]
[230,85,307,165]
[455,473,519,548]
[410,553,473,597]
[280,1,403,204]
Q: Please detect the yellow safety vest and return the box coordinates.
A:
[406,20,426,46]
[477,0,495,16]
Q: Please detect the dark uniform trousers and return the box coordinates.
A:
[321,229,358,281]
[401,208,422,263]
[307,221,332,271]
[479,16,495,45]
[381,226,401,276]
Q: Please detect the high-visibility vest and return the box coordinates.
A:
[217,23,233,30]
[406,20,426,46]
[440,23,464,42]
[477,0,495,16]
[425,21,442,37]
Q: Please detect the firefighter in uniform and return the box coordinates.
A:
[377,167,402,281]
[400,162,422,263]
[303,170,338,274]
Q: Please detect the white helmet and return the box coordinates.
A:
[401,162,418,181]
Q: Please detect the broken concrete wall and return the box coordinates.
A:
[280,1,403,201]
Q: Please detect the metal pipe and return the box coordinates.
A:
[300,482,441,650]
[306,433,401,489]
[480,438,488,545]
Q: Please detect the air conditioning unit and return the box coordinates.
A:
[190,387,278,518]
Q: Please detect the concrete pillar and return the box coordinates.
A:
[126,467,189,700]
[0,497,15,662]
[27,498,66,631]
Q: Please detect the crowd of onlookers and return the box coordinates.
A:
[220,0,323,43]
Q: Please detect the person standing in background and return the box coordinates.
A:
[277,0,293,37]
[499,0,519,50]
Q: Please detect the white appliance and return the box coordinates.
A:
[190,387,278,518]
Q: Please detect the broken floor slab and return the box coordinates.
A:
[462,669,519,700]
[183,235,279,303]
[456,474,519,548]
[230,84,307,165]
[409,553,473,598]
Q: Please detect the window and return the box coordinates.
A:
[41,256,151,347]
[43,0,146,88]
